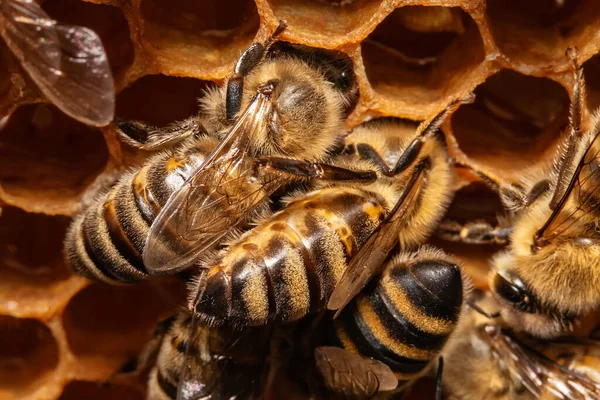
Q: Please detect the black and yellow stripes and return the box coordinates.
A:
[325,250,465,394]
[64,141,211,283]
[193,187,387,326]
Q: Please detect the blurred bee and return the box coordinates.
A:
[65,22,364,283]
[443,295,600,400]
[187,97,469,327]
[142,312,272,400]
[144,247,468,400]
[438,49,600,338]
[0,0,114,125]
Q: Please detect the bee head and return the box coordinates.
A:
[490,251,575,338]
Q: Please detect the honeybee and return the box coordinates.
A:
[305,247,469,399]
[439,49,600,338]
[0,0,114,126]
[144,247,468,400]
[65,23,363,283]
[442,295,600,400]
[187,97,468,327]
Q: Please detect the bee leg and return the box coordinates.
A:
[389,95,475,175]
[226,21,287,121]
[253,157,377,183]
[453,161,551,211]
[435,357,444,400]
[114,115,204,150]
[467,300,501,318]
[346,143,395,176]
[436,219,512,245]
[550,47,586,210]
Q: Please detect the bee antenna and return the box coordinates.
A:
[468,300,501,319]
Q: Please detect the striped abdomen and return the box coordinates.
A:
[324,249,465,394]
[191,187,387,326]
[65,138,217,283]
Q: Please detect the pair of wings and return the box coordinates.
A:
[0,0,114,126]
[141,92,289,274]
[535,128,600,245]
[487,326,600,399]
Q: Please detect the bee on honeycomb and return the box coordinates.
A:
[1,0,600,399]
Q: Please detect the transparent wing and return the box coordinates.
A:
[0,0,114,126]
[536,129,600,246]
[487,327,600,400]
[327,161,427,316]
[143,94,285,275]
[315,346,398,397]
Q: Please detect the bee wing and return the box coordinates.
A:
[492,329,600,400]
[536,128,600,245]
[143,94,284,275]
[0,0,114,126]
[327,160,428,316]
[315,346,398,397]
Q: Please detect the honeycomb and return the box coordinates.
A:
[1,0,600,398]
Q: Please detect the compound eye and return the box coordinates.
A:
[493,273,534,313]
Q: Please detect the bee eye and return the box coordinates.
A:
[493,273,535,313]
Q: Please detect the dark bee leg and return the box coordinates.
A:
[253,157,377,183]
[468,300,501,319]
[394,95,475,174]
[437,220,512,245]
[347,96,473,177]
[226,21,287,121]
[549,47,586,210]
[435,357,444,400]
[346,143,395,176]
[114,116,204,150]
[454,161,551,211]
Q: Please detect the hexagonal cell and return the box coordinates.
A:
[62,280,184,360]
[0,104,109,215]
[450,70,570,181]
[362,6,486,117]
[116,75,212,127]
[266,0,386,48]
[584,52,600,111]
[42,0,135,82]
[58,381,143,400]
[0,207,72,310]
[140,0,259,78]
[0,316,59,396]
[486,0,600,67]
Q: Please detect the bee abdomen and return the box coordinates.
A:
[65,173,150,283]
[193,188,386,326]
[328,255,464,391]
[65,143,210,284]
